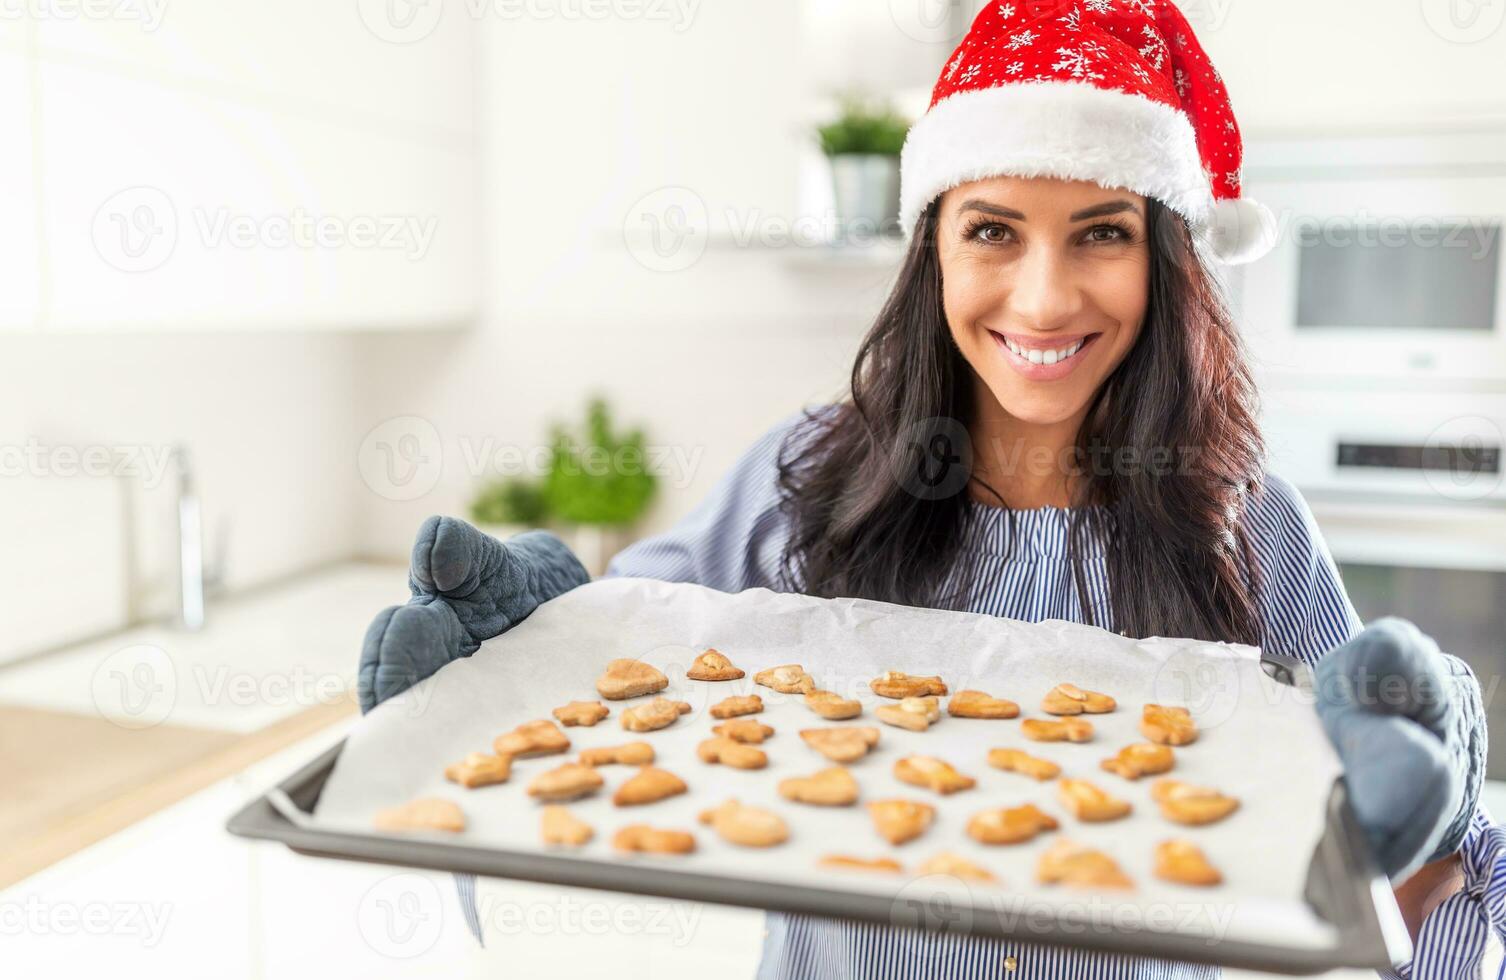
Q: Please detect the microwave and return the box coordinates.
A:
[1227,130,1506,515]
[1232,129,1506,384]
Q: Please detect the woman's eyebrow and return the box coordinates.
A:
[957,199,1025,220]
[1068,200,1140,221]
[955,198,1141,222]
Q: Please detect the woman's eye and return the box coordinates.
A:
[971,223,1010,244]
[1086,223,1129,243]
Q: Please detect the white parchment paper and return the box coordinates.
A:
[314,578,1344,952]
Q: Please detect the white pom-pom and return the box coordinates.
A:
[1204,197,1278,266]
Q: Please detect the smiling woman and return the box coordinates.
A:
[778,175,1265,647]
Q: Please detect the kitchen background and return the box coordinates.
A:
[3,1,1505,977]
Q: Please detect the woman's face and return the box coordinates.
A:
[936,176,1151,429]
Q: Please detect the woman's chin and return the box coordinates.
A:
[981,380,1091,428]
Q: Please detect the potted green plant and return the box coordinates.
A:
[817,97,910,240]
[542,398,657,576]
[468,476,551,542]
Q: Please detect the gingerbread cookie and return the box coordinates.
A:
[713,718,775,743]
[1154,839,1223,886]
[613,766,688,806]
[374,797,465,833]
[1141,704,1198,746]
[947,690,1019,719]
[527,762,605,802]
[819,854,902,874]
[710,694,763,719]
[894,756,976,795]
[540,805,593,847]
[1058,778,1132,822]
[613,824,695,854]
[1099,743,1175,780]
[754,664,817,695]
[867,798,935,845]
[804,689,862,720]
[687,648,744,681]
[918,852,996,882]
[1041,683,1116,715]
[553,700,610,727]
[494,719,571,758]
[1036,838,1133,889]
[1151,779,1240,826]
[696,736,768,770]
[596,659,669,700]
[778,766,859,806]
[621,697,692,732]
[869,671,948,699]
[875,696,941,732]
[443,752,512,788]
[698,799,789,848]
[986,748,1061,781]
[579,741,655,767]
[1021,717,1094,742]
[966,803,1059,845]
[800,726,880,762]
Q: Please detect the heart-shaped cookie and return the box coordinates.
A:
[799,726,880,762]
[778,766,859,806]
[596,659,669,700]
[687,648,745,681]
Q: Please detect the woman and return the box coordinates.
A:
[358,1,1496,976]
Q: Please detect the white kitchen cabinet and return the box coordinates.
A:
[10,2,476,332]
[38,59,475,332]
[0,50,40,331]
[32,0,474,138]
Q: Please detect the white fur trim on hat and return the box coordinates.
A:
[900,80,1216,239]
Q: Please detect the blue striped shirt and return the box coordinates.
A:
[595,408,1505,980]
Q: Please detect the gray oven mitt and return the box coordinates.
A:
[357,516,590,713]
[1314,617,1487,883]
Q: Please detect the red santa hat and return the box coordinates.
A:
[900,0,1277,265]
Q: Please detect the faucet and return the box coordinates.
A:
[171,445,206,631]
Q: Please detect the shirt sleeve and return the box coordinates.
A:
[601,408,820,593]
[1248,475,1504,975]
[1243,472,1364,665]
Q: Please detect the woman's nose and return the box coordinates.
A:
[1005,247,1083,333]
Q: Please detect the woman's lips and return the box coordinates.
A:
[988,330,1101,382]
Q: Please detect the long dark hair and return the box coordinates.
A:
[773,197,1266,644]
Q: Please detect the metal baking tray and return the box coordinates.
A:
[227,651,1411,973]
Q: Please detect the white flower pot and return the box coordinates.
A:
[829,153,901,240]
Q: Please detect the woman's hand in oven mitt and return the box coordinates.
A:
[1314,617,1486,883]
[357,516,590,713]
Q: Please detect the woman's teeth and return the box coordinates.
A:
[1002,337,1086,366]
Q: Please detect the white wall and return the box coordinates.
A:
[352,1,894,559]
[1198,0,1506,135]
